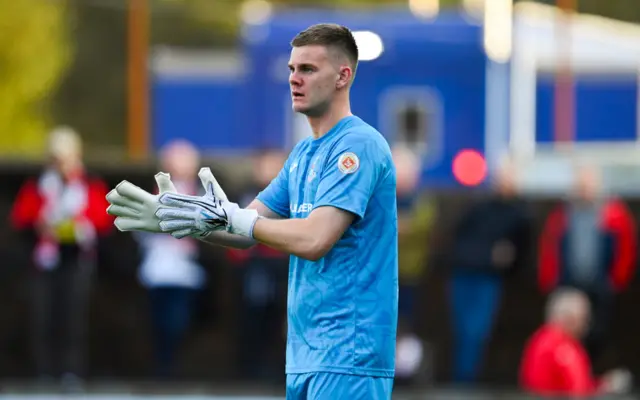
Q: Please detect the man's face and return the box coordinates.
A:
[51,153,81,178]
[569,302,591,338]
[495,167,516,197]
[288,45,345,117]
[575,305,589,338]
[573,167,600,202]
[160,142,199,181]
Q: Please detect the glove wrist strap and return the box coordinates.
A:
[228,208,259,238]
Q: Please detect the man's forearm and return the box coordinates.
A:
[199,230,256,249]
[252,217,321,260]
[197,217,313,254]
[197,218,315,256]
[204,203,351,259]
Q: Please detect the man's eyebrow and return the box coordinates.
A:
[289,63,317,69]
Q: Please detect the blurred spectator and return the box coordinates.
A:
[448,160,532,384]
[538,165,637,361]
[392,145,435,385]
[520,288,632,397]
[10,126,112,389]
[227,150,288,381]
[134,140,207,379]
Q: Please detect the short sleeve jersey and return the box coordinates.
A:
[257,115,399,377]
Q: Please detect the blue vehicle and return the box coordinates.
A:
[150,2,640,192]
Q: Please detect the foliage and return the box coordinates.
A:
[0,0,72,157]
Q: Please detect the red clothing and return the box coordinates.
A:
[538,199,637,292]
[520,324,601,397]
[11,172,112,238]
[10,170,113,270]
[227,244,285,265]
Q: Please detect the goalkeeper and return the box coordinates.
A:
[107,23,398,399]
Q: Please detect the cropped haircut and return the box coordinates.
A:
[291,23,359,71]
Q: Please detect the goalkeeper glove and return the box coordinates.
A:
[106,171,177,233]
[106,167,258,239]
[155,168,259,239]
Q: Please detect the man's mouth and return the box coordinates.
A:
[292,91,304,98]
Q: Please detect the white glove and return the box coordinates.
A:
[156,168,259,239]
[106,171,178,233]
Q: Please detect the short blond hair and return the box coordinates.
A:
[545,287,589,322]
[49,126,82,159]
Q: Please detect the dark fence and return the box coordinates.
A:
[0,163,638,386]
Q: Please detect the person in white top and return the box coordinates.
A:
[134,140,206,378]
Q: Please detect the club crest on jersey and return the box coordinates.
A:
[338,152,359,174]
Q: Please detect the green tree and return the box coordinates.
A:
[0,0,72,157]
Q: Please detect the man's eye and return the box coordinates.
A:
[289,66,313,73]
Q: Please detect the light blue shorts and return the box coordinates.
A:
[286,372,393,400]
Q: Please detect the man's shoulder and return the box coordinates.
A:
[332,120,391,158]
[528,325,583,354]
[343,116,385,140]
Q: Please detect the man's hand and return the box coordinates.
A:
[107,167,259,239]
[106,171,178,233]
[154,168,236,238]
[600,369,632,394]
[155,168,260,239]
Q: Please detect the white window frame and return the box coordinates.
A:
[379,86,444,168]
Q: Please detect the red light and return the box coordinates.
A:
[453,149,487,186]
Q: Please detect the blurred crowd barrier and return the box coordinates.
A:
[1,154,640,396]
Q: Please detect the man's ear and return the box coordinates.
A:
[336,65,352,89]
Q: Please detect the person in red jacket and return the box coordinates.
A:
[520,288,631,397]
[10,127,112,389]
[538,165,636,361]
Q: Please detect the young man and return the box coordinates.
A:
[107,24,398,399]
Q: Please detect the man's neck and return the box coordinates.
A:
[58,166,85,182]
[308,96,352,139]
[547,321,578,340]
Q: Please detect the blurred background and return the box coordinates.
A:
[2,0,640,398]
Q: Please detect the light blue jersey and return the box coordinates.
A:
[257,115,398,378]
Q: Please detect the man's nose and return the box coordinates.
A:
[289,73,302,86]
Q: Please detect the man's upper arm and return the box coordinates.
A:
[313,136,384,220]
